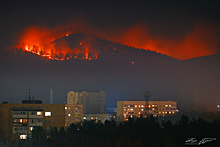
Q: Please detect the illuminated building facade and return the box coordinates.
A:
[0,103,65,141]
[117,100,177,121]
[83,114,110,123]
[65,104,83,127]
[67,90,106,114]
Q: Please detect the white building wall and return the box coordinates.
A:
[67,90,106,114]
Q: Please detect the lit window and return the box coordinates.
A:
[152,105,154,107]
[29,127,34,131]
[169,111,171,114]
[141,105,144,107]
[138,112,141,114]
[217,105,220,108]
[91,117,93,119]
[20,135,27,139]
[162,112,164,114]
[37,111,42,116]
[130,108,133,110]
[83,117,86,119]
[165,105,168,107]
[68,107,70,109]
[159,112,161,114]
[139,105,140,107]
[130,115,132,118]
[65,107,67,109]
[141,109,144,111]
[169,105,171,107]
[68,114,71,116]
[45,112,51,116]
[148,105,151,108]
[152,108,155,111]
[124,109,126,111]
[135,105,137,107]
[165,112,167,114]
[172,111,175,113]
[128,105,130,107]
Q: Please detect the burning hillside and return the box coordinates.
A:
[13,21,219,61]
[15,26,98,60]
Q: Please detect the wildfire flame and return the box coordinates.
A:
[14,21,219,61]
[15,26,98,60]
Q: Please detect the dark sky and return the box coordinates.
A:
[0,0,220,108]
[1,0,220,58]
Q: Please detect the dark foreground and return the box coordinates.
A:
[1,115,220,147]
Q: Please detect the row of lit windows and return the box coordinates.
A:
[124,108,176,113]
[124,108,145,111]
[83,116,98,120]
[66,114,81,117]
[125,105,145,108]
[29,111,43,115]
[13,119,27,123]
[124,104,174,108]
[13,126,33,131]
[158,111,175,114]
[65,107,80,110]
[13,119,44,124]
[13,111,50,116]
[123,111,176,117]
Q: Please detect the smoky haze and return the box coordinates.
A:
[0,0,220,112]
[1,33,220,112]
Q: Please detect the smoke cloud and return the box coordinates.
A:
[14,20,220,60]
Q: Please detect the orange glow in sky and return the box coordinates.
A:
[104,22,219,60]
[14,21,219,60]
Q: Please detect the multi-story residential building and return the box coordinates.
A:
[65,104,83,127]
[83,114,110,123]
[67,90,106,114]
[0,101,65,141]
[117,100,177,121]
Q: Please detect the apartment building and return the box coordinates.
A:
[117,100,177,121]
[83,114,110,123]
[65,104,83,127]
[0,102,65,141]
[67,90,106,114]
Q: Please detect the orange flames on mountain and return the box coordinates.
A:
[105,22,219,60]
[14,21,219,60]
[15,26,98,60]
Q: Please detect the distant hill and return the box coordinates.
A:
[0,33,219,112]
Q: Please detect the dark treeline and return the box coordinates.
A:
[11,115,220,147]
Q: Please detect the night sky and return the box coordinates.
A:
[0,0,220,109]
